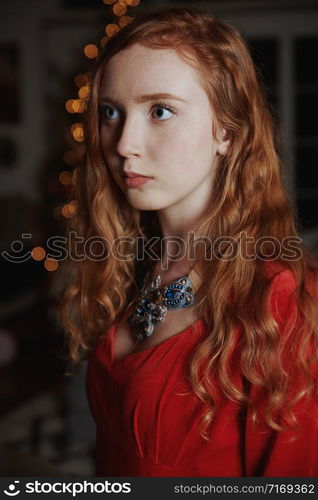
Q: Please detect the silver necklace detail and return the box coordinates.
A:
[127,271,195,342]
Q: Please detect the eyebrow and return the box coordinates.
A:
[99,93,187,105]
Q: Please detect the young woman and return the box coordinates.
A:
[61,8,318,477]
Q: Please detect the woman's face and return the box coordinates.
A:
[99,43,228,212]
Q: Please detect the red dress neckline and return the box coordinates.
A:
[110,317,206,365]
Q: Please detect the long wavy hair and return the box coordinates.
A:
[60,7,318,441]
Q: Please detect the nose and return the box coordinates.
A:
[116,115,143,158]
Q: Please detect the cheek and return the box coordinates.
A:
[153,121,214,173]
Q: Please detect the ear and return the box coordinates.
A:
[216,127,230,156]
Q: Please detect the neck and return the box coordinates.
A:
[155,180,211,274]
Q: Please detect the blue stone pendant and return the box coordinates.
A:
[127,272,195,342]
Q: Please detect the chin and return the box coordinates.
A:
[127,199,162,211]
[124,192,165,211]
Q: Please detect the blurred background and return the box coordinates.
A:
[0,0,317,477]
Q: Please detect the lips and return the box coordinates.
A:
[122,175,153,188]
[122,171,152,178]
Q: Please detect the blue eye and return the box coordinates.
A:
[151,103,175,121]
[102,105,119,121]
[100,102,175,122]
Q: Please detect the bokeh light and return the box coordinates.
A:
[65,99,75,113]
[84,44,99,59]
[71,123,85,143]
[118,15,134,28]
[61,201,78,218]
[65,99,87,114]
[71,122,81,134]
[44,258,59,272]
[102,0,116,4]
[32,247,46,261]
[68,200,78,216]
[74,74,89,88]
[78,85,90,100]
[62,204,71,218]
[72,99,86,113]
[113,2,127,16]
[105,23,120,37]
[59,171,73,186]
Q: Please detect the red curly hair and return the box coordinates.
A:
[60,7,318,441]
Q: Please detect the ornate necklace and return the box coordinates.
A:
[126,271,195,342]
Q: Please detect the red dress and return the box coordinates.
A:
[86,268,318,476]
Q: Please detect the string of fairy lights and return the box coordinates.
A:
[31,0,141,272]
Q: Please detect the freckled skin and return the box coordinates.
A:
[99,43,228,223]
